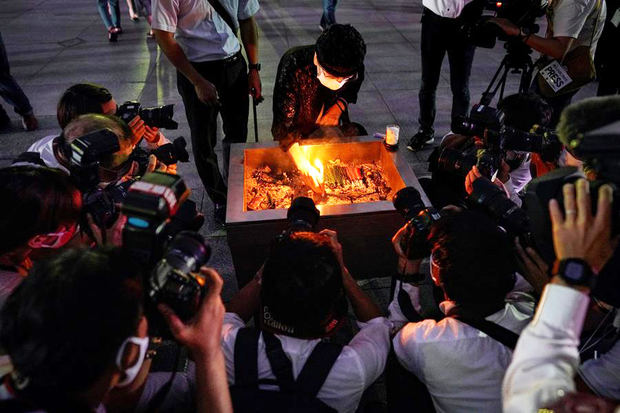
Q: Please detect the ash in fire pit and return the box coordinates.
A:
[246,159,393,211]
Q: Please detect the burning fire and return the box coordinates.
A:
[288,143,325,193]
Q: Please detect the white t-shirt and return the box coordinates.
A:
[392,277,536,413]
[152,0,259,62]
[549,0,607,55]
[27,134,68,173]
[221,313,391,413]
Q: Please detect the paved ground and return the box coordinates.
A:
[0,0,598,300]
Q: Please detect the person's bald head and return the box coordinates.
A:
[62,114,135,169]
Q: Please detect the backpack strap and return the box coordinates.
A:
[262,331,296,392]
[295,341,343,398]
[234,327,261,387]
[448,309,519,350]
[206,0,238,34]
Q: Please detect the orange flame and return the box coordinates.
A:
[288,143,324,192]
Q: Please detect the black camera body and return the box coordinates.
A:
[393,187,441,260]
[67,128,120,192]
[440,103,561,178]
[117,100,179,130]
[121,172,209,332]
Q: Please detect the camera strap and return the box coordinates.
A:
[447,308,518,350]
[207,0,238,35]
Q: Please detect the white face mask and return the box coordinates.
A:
[115,336,149,388]
[316,63,353,90]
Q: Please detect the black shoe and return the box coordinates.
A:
[406,131,435,152]
[214,203,226,225]
[108,30,118,42]
[0,106,10,130]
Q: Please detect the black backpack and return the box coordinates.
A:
[230,327,343,413]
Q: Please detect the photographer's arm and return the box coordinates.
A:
[320,229,383,322]
[153,30,219,105]
[489,18,573,60]
[225,271,262,323]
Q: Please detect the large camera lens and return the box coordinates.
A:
[469,178,530,236]
[392,187,426,220]
[140,104,179,130]
[287,197,320,232]
[436,148,478,177]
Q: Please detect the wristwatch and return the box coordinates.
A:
[248,63,261,72]
[552,258,594,287]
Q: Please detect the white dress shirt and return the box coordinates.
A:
[502,284,591,413]
[152,0,259,62]
[392,275,536,413]
[423,0,475,19]
[221,313,391,413]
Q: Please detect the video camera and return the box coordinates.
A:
[117,100,179,130]
[437,104,561,179]
[121,172,210,332]
[392,187,441,260]
[465,0,547,49]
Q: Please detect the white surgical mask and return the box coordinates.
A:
[316,63,354,90]
[115,336,149,387]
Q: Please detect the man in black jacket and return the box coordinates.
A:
[272,24,367,149]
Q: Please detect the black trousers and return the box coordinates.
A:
[0,32,33,117]
[418,8,476,134]
[177,53,248,205]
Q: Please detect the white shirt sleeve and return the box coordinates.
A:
[151,0,180,33]
[552,0,590,38]
[579,339,620,400]
[237,0,260,20]
[502,284,590,413]
[347,317,391,387]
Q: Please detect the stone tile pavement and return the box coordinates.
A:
[0,0,598,300]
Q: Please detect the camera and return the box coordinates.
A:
[128,136,191,176]
[468,177,531,238]
[149,231,211,322]
[464,0,547,49]
[67,128,120,192]
[392,187,441,260]
[121,172,210,332]
[438,103,561,178]
[117,100,179,130]
[286,197,320,232]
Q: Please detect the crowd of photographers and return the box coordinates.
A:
[0,0,619,411]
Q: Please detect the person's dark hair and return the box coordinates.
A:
[430,210,515,316]
[316,24,366,77]
[0,247,143,405]
[498,92,553,131]
[57,83,113,129]
[0,166,81,256]
[261,232,344,336]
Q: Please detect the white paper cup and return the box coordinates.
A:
[386,125,400,146]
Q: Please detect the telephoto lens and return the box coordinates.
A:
[393,187,441,259]
[286,196,320,232]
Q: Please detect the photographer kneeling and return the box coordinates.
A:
[490,0,607,126]
[222,230,390,412]
[0,247,231,413]
[389,209,536,412]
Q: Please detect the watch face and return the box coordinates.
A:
[563,261,589,284]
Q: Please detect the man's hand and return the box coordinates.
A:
[549,179,613,268]
[465,165,510,196]
[319,229,346,270]
[316,103,343,127]
[194,77,220,106]
[514,238,549,294]
[158,267,225,359]
[248,69,262,100]
[488,17,520,37]
[128,116,146,144]
[392,223,423,275]
[86,212,127,247]
[143,126,161,144]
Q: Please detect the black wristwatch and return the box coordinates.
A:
[552,258,594,287]
[248,63,261,72]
